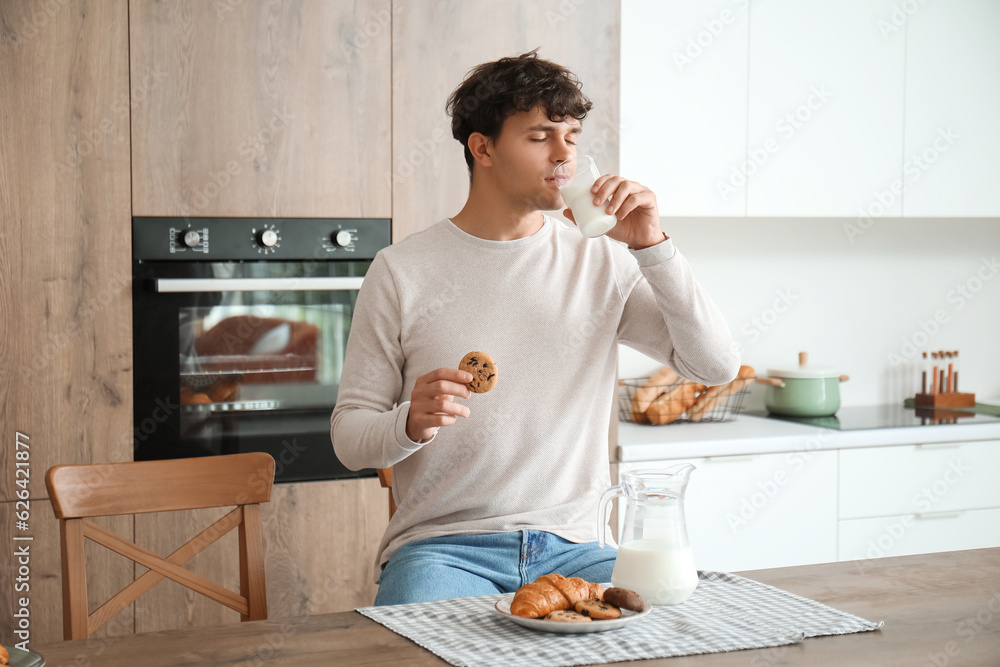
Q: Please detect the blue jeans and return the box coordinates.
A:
[373,530,617,605]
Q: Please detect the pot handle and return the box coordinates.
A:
[839,374,850,382]
[754,377,784,387]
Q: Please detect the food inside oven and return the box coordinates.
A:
[193,315,319,383]
[177,300,348,422]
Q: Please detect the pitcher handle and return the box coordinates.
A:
[597,484,623,548]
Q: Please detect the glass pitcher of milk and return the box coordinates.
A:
[597,464,698,605]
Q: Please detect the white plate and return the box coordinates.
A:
[493,595,652,634]
[8,647,45,667]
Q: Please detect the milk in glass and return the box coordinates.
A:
[559,184,617,238]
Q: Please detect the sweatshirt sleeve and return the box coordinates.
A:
[330,253,427,470]
[616,238,741,385]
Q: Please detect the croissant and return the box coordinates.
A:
[509,573,604,618]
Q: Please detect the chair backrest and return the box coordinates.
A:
[377,467,396,519]
[45,452,275,640]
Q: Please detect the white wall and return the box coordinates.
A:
[619,218,1000,408]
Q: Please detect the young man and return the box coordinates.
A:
[331,51,739,605]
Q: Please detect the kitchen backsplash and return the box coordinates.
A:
[619,217,1000,409]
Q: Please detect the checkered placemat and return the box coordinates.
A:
[357,571,883,667]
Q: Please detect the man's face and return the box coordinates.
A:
[484,106,581,213]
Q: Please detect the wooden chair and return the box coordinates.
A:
[377,467,396,519]
[45,452,275,640]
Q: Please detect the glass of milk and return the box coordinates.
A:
[553,155,618,238]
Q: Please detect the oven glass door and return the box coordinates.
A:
[133,260,372,482]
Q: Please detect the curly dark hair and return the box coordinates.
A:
[446,49,593,177]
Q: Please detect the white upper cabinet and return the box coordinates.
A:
[746,0,905,217]
[621,0,749,216]
[622,0,997,218]
[902,0,1000,217]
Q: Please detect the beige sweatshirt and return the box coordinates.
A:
[331,217,739,582]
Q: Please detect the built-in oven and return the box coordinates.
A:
[132,217,390,483]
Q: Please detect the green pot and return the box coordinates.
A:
[758,353,848,417]
[764,377,842,417]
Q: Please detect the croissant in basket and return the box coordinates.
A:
[509,573,605,618]
[687,365,756,422]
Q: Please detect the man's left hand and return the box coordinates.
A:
[563,175,665,249]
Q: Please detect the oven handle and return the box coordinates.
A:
[154,277,365,293]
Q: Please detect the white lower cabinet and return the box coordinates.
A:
[836,439,1000,563]
[838,507,1000,562]
[619,450,838,573]
[839,440,1000,519]
[619,437,1000,573]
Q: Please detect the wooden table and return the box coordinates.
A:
[34,548,1000,666]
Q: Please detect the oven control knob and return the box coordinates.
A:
[258,229,279,248]
[182,230,201,248]
[332,230,353,247]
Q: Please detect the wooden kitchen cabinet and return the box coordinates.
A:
[129,0,391,218]
[0,0,133,646]
[391,0,621,242]
[0,0,133,497]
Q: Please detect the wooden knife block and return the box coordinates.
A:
[914,392,975,408]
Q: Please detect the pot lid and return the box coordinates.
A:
[767,365,841,379]
[767,352,841,379]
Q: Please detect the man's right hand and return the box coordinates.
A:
[405,368,473,442]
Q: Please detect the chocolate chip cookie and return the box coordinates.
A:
[602,587,645,612]
[574,599,622,619]
[544,610,591,623]
[459,351,498,393]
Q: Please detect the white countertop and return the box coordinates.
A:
[617,414,1000,462]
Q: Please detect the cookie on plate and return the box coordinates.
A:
[544,610,592,623]
[459,351,498,393]
[602,587,645,612]
[574,599,622,619]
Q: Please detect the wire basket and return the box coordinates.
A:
[617,377,750,424]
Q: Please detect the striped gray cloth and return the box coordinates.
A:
[357,571,883,667]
